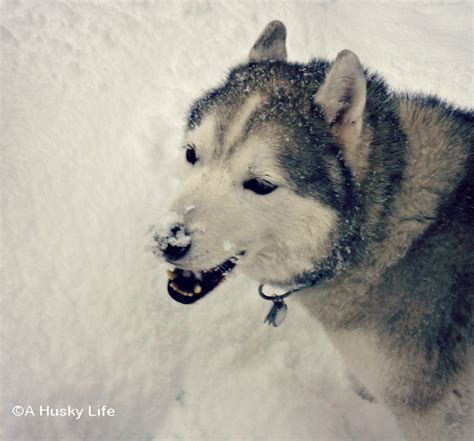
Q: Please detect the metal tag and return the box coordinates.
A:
[264,300,288,327]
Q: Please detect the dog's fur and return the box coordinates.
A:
[162,21,473,440]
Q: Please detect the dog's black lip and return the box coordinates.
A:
[167,280,204,304]
[167,253,244,304]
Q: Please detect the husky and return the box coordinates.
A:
[152,21,473,440]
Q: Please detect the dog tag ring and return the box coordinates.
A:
[264,299,288,327]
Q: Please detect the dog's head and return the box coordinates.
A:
[154,21,367,303]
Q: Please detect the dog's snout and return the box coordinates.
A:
[160,224,191,261]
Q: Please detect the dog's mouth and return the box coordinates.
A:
[167,254,243,304]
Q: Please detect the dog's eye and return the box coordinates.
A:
[185,145,198,165]
[243,178,277,195]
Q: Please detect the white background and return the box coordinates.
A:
[1,1,472,439]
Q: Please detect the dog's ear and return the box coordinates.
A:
[314,50,366,133]
[314,50,367,179]
[248,21,287,62]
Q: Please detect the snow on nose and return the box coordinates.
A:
[160,225,191,260]
[151,212,191,260]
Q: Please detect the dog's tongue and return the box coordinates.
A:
[167,268,223,304]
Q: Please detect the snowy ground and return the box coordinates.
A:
[1,1,472,440]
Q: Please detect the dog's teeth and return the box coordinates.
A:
[170,281,194,297]
[167,270,177,280]
[194,284,202,294]
[179,289,193,297]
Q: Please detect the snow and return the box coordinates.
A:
[223,240,235,252]
[151,211,190,251]
[1,1,471,440]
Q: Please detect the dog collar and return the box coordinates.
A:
[258,249,344,327]
[258,283,313,327]
[258,223,360,327]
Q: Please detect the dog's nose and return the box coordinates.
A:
[160,225,191,261]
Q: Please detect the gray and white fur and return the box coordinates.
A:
[155,21,474,440]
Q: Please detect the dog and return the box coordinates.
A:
[152,21,473,440]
